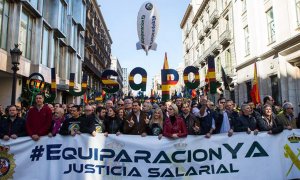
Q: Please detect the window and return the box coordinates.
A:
[29,0,38,9]
[67,0,72,15]
[244,26,250,56]
[225,49,232,74]
[59,0,66,34]
[77,58,81,84]
[0,0,9,49]
[66,51,71,79]
[246,81,252,102]
[266,8,275,43]
[41,25,50,66]
[270,75,281,105]
[296,0,300,26]
[19,10,33,59]
[242,0,247,13]
[59,45,64,78]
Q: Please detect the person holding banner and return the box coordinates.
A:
[26,93,52,141]
[180,102,200,135]
[257,104,283,134]
[0,105,27,140]
[163,103,187,139]
[214,98,236,137]
[59,105,96,137]
[123,100,151,136]
[95,107,106,133]
[48,107,65,137]
[149,108,164,139]
[104,107,123,136]
[195,98,215,138]
[234,104,259,135]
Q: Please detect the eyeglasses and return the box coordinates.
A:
[118,104,124,106]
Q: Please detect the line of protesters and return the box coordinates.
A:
[0,93,299,141]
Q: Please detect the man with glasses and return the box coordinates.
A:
[60,105,96,136]
[117,99,125,109]
[277,102,297,130]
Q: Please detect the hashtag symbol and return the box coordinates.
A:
[30,145,45,161]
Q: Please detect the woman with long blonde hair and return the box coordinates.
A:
[149,108,164,139]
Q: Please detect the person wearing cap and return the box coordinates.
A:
[277,102,297,130]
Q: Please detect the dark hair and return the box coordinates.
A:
[36,93,44,98]
[96,106,106,113]
[71,105,81,112]
[132,100,141,106]
[263,96,271,104]
[54,103,62,108]
[218,97,226,103]
[8,105,17,110]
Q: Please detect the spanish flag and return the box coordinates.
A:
[250,62,261,105]
[83,92,88,104]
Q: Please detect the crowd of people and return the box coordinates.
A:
[0,93,299,141]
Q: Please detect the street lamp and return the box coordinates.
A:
[10,44,22,105]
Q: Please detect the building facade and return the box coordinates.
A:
[181,0,237,101]
[181,0,300,115]
[110,55,123,98]
[122,67,129,97]
[84,0,112,103]
[0,0,86,106]
[233,0,300,115]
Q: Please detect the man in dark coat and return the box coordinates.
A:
[0,105,26,140]
[235,104,259,134]
[60,105,96,136]
[123,100,150,136]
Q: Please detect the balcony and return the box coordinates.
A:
[209,9,220,25]
[83,57,102,79]
[202,48,213,60]
[203,22,212,33]
[197,54,204,64]
[210,40,222,54]
[197,30,206,40]
[219,29,231,46]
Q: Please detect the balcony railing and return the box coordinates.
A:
[219,29,231,45]
[197,29,206,40]
[210,40,222,54]
[203,22,212,33]
[209,9,220,25]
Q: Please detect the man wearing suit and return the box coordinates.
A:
[123,100,150,136]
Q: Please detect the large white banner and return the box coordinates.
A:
[0,130,299,180]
